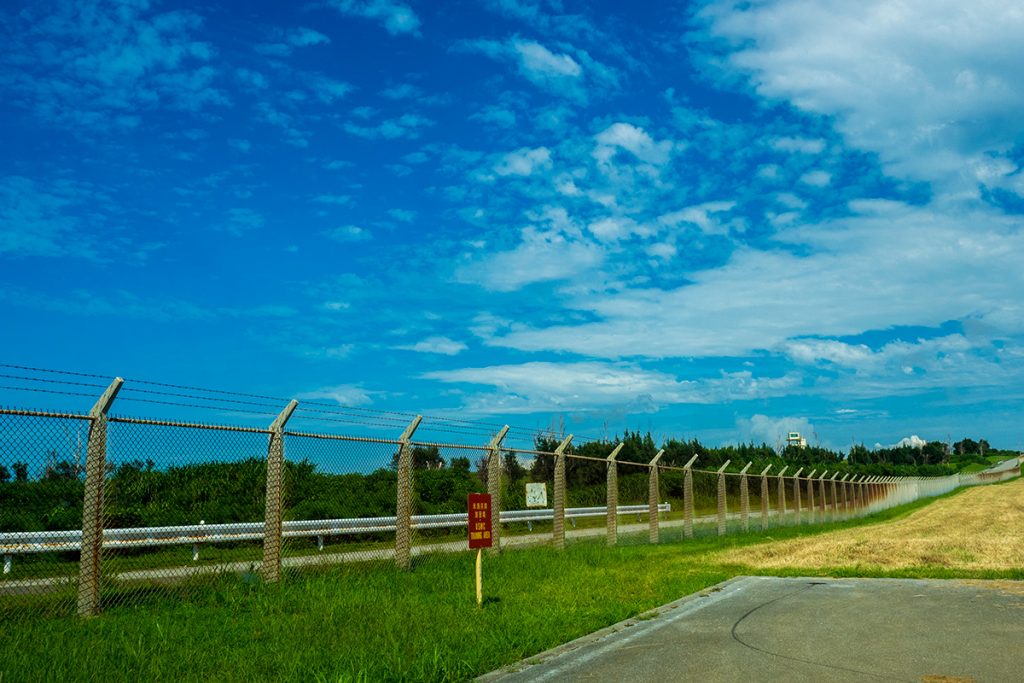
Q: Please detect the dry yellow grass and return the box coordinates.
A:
[716,477,1024,571]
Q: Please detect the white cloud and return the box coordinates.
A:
[296,384,374,406]
[388,209,416,223]
[483,201,1024,359]
[331,0,421,36]
[456,38,601,99]
[771,137,826,154]
[594,122,673,166]
[513,39,581,78]
[344,114,433,139]
[423,362,799,414]
[494,147,552,177]
[325,225,370,242]
[702,0,1024,192]
[799,170,832,187]
[287,27,330,47]
[456,227,603,292]
[895,435,928,448]
[658,201,737,234]
[396,336,468,355]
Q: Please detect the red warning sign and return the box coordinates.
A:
[468,493,492,549]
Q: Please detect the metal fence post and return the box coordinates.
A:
[792,467,803,525]
[777,465,788,521]
[648,449,664,544]
[683,455,698,538]
[759,464,772,530]
[77,377,123,618]
[739,462,752,532]
[262,399,298,583]
[606,442,624,547]
[486,425,510,556]
[394,415,423,571]
[716,460,731,536]
[552,435,573,550]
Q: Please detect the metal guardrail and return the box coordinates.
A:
[0,503,670,572]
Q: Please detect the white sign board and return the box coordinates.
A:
[525,482,548,508]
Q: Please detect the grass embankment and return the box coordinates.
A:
[2,483,1021,682]
[715,474,1024,573]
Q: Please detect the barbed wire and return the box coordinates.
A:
[0,362,604,443]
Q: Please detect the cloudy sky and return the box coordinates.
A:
[2,0,1023,449]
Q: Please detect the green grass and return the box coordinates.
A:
[0,488,1015,683]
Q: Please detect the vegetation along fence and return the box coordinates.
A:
[1,371,1020,620]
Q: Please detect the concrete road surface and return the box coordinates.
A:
[480,576,1024,682]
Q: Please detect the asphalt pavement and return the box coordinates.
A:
[479,576,1024,682]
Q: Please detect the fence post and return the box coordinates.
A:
[77,377,123,618]
[683,454,698,538]
[739,462,752,532]
[716,460,731,536]
[759,464,772,530]
[830,473,839,521]
[777,465,788,521]
[840,474,850,516]
[261,399,298,583]
[552,435,573,550]
[805,469,817,524]
[818,471,828,521]
[792,467,803,525]
[486,425,510,556]
[394,415,423,571]
[648,449,665,544]
[606,442,624,547]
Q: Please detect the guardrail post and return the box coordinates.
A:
[394,415,423,571]
[486,425,510,556]
[792,467,803,525]
[759,464,772,530]
[739,462,752,532]
[262,399,298,583]
[716,460,731,536]
[552,435,573,550]
[683,455,698,538]
[777,465,788,521]
[648,449,665,544]
[606,443,624,547]
[78,377,123,618]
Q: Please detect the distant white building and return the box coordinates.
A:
[787,431,807,449]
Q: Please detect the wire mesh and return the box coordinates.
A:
[0,411,92,619]
[280,433,400,572]
[409,443,488,560]
[99,418,271,610]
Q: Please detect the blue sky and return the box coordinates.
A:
[2,0,1023,450]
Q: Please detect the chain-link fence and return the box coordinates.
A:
[2,379,1021,621]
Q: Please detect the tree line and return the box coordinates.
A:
[0,433,1015,534]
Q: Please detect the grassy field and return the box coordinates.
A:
[1,483,1021,682]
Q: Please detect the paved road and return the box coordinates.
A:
[480,576,1024,682]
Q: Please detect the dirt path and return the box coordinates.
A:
[715,476,1024,571]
